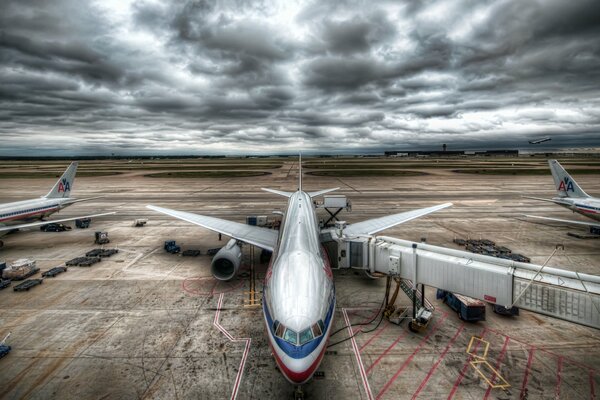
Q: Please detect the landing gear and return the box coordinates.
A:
[294,385,304,400]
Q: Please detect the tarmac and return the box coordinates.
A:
[0,157,599,399]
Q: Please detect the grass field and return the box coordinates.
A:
[145,171,272,178]
[306,170,426,177]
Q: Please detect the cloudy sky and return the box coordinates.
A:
[1,0,599,155]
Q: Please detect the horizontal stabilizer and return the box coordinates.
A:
[147,205,278,251]
[522,196,571,206]
[0,212,116,232]
[521,214,600,228]
[61,196,106,205]
[308,188,339,198]
[261,188,293,198]
[343,202,452,236]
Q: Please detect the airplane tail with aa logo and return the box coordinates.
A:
[549,160,589,198]
[45,162,78,199]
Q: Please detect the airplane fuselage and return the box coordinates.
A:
[0,197,72,236]
[262,190,335,384]
[555,197,600,222]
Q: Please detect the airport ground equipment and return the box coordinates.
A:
[0,280,11,290]
[2,259,39,281]
[86,248,118,258]
[164,240,181,254]
[134,219,147,227]
[40,223,71,232]
[326,234,600,329]
[13,278,43,291]
[437,289,486,322]
[493,304,520,316]
[66,257,88,266]
[75,218,91,228]
[94,231,109,245]
[42,266,67,278]
[78,257,101,267]
[66,256,101,267]
[246,215,280,229]
[206,247,221,256]
[0,333,11,359]
[454,237,531,262]
[182,249,201,257]
[315,195,351,226]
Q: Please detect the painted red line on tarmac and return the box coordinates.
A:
[520,347,536,399]
[591,370,596,400]
[359,322,390,353]
[484,327,598,372]
[412,322,464,400]
[555,357,563,399]
[365,330,408,375]
[343,308,374,400]
[447,327,488,400]
[483,336,510,400]
[376,312,449,400]
[213,293,251,400]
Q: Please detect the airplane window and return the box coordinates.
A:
[275,322,285,338]
[318,320,325,333]
[311,322,322,337]
[273,320,279,333]
[283,328,298,345]
[299,328,314,345]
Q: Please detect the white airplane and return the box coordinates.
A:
[147,157,452,384]
[0,162,115,246]
[528,137,551,144]
[523,160,600,233]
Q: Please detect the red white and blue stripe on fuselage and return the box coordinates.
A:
[574,203,600,215]
[0,204,60,223]
[262,289,335,383]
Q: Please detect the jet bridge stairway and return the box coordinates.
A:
[399,278,434,311]
[332,234,600,329]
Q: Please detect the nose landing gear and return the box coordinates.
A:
[294,385,304,400]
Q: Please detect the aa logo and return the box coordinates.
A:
[58,178,71,193]
[558,178,574,192]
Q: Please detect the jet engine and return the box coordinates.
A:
[211,239,242,281]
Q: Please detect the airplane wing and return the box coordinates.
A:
[0,212,116,232]
[522,196,571,206]
[147,205,278,251]
[521,214,600,228]
[343,202,452,236]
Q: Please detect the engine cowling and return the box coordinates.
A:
[211,239,242,281]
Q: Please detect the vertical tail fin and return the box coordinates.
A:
[549,160,589,198]
[299,153,302,192]
[45,162,78,198]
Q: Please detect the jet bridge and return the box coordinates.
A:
[327,233,600,329]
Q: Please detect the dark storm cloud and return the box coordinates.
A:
[0,0,599,155]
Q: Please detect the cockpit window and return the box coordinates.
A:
[299,327,314,345]
[273,319,325,346]
[283,328,298,345]
[311,321,322,337]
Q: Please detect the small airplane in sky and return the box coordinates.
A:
[0,162,115,246]
[528,137,551,144]
[523,160,600,233]
[147,156,451,384]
